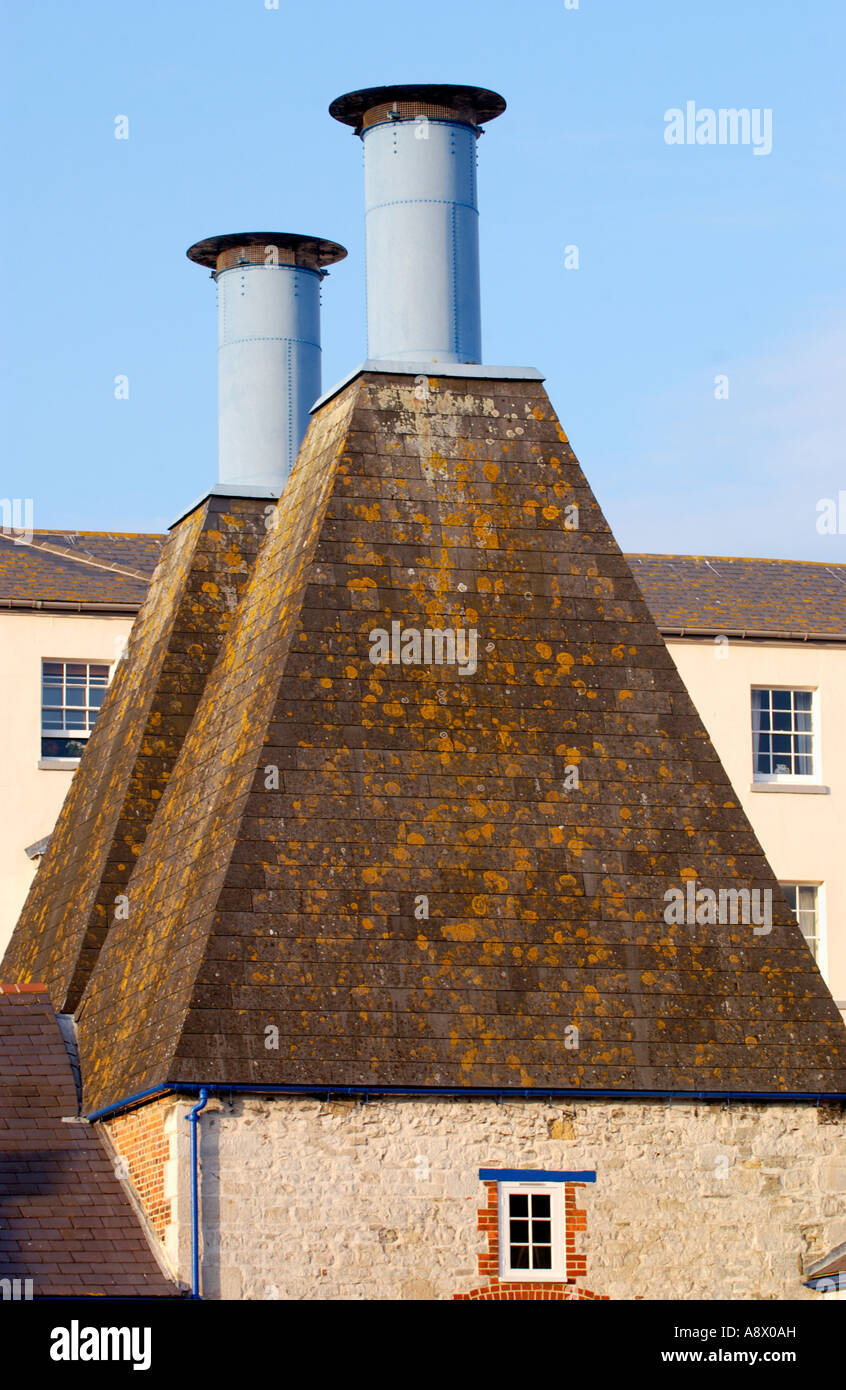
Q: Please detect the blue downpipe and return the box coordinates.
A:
[188,1087,209,1299]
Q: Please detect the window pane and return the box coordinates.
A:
[66,687,85,705]
[89,665,109,681]
[510,1245,530,1269]
[533,1246,552,1269]
[772,690,791,710]
[42,710,62,729]
[532,1220,552,1243]
[41,736,87,759]
[65,711,85,728]
[509,1220,529,1243]
[531,1194,551,1218]
[772,735,791,755]
[89,687,106,707]
[66,663,86,677]
[43,661,63,676]
[782,885,819,961]
[772,710,791,731]
[42,686,61,706]
[795,756,813,775]
[795,711,811,731]
[794,691,812,711]
[752,689,769,710]
[509,1194,528,1217]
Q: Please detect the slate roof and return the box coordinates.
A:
[0,529,163,607]
[804,1242,846,1283]
[5,528,845,643]
[629,555,846,639]
[55,371,846,1111]
[0,984,178,1297]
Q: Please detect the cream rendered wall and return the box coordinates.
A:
[0,609,134,959]
[665,638,846,1016]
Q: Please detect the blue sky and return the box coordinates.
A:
[2,0,844,559]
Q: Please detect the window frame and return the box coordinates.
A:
[497,1181,566,1282]
[751,685,818,785]
[40,657,111,763]
[780,881,827,979]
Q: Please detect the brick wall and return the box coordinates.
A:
[104,1096,173,1241]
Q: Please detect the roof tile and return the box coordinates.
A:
[0,991,179,1297]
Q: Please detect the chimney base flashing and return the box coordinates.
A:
[311,360,545,413]
[169,485,279,531]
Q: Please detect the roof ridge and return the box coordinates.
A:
[625,553,846,569]
[31,528,165,540]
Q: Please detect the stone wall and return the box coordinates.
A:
[144,1093,846,1300]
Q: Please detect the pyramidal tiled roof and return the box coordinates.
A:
[6,372,846,1109]
[0,984,178,1297]
[2,497,271,1012]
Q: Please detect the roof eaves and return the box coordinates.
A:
[660,626,846,643]
[0,598,143,614]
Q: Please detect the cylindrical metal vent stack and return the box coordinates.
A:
[330,84,505,366]
[187,232,347,492]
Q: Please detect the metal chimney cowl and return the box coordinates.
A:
[330,84,506,367]
[187,232,346,494]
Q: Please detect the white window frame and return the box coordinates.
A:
[751,685,819,785]
[40,658,111,764]
[780,881,827,981]
[498,1181,566,1282]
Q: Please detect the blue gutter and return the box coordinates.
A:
[187,1088,209,1300]
[85,1081,845,1124]
[87,1083,171,1120]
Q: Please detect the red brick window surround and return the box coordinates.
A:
[455,1168,608,1302]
